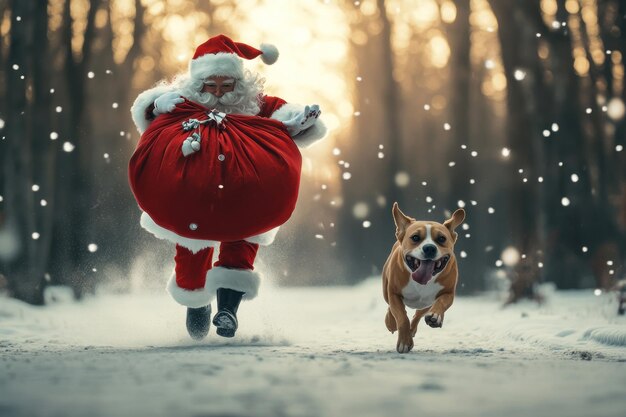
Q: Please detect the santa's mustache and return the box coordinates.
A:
[194,91,242,106]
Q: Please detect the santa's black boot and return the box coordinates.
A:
[186,305,211,340]
[212,288,244,338]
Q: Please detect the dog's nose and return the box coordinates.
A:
[422,244,437,259]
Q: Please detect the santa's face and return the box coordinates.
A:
[180,72,262,115]
[202,76,236,97]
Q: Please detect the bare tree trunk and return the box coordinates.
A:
[3,0,45,304]
[489,0,546,303]
[51,0,101,298]
[442,0,482,288]
[376,0,403,210]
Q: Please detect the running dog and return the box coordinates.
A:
[382,203,465,353]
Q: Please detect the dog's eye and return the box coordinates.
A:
[411,235,420,242]
[436,235,447,244]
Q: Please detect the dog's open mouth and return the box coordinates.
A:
[405,254,450,285]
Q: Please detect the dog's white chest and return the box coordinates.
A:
[401,278,443,310]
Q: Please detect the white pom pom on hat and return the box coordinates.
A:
[189,34,279,80]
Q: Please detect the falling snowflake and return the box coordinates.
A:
[88,243,98,253]
[353,202,369,219]
[342,172,352,180]
[362,221,371,228]
[63,142,75,152]
[571,174,579,183]
[31,184,39,192]
[87,71,95,79]
[32,232,40,240]
[607,98,625,120]
[501,246,520,266]
[394,172,410,187]
[561,197,571,206]
[50,132,58,140]
[513,69,526,81]
[501,148,511,157]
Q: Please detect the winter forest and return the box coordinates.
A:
[2,1,626,417]
[2,0,626,304]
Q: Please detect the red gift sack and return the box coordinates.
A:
[129,99,302,242]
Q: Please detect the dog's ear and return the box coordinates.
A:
[443,208,466,243]
[392,202,413,241]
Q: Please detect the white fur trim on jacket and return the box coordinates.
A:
[140,212,218,253]
[140,212,278,250]
[270,103,328,149]
[245,227,280,245]
[189,52,243,80]
[166,272,214,308]
[205,267,261,300]
[130,84,175,134]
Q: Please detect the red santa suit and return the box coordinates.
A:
[129,35,327,308]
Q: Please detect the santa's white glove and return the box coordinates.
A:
[282,104,321,137]
[153,92,184,116]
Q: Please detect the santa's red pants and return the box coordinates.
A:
[174,241,259,290]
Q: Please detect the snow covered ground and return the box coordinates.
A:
[1,277,626,417]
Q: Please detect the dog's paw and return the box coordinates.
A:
[396,335,414,354]
[425,312,443,328]
[385,310,397,333]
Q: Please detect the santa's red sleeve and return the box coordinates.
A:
[263,95,328,149]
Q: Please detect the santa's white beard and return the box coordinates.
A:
[187,90,260,115]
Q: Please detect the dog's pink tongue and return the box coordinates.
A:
[411,260,435,285]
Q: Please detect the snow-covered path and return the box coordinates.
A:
[1,278,626,417]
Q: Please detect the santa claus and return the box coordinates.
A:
[129,34,327,340]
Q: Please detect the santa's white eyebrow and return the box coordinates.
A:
[204,79,235,85]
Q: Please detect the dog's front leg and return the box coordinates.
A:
[425,292,454,328]
[410,308,429,337]
[389,294,413,353]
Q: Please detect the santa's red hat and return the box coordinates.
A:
[189,34,279,80]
